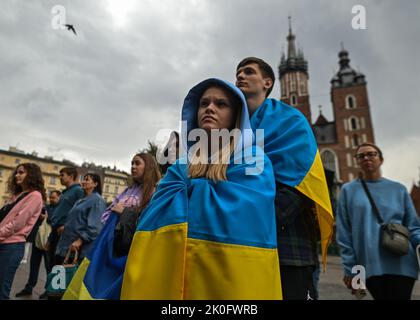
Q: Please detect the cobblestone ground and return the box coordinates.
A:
[10,246,420,300]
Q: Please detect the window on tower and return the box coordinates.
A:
[290,94,297,106]
[321,149,339,180]
[352,134,360,148]
[350,117,359,131]
[346,95,356,109]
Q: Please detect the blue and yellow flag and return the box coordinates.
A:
[122,78,282,299]
[122,158,281,299]
[250,99,335,268]
[62,212,127,300]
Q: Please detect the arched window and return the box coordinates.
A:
[291,94,297,106]
[352,134,360,148]
[321,149,339,180]
[351,118,357,130]
[346,95,356,109]
[349,117,359,131]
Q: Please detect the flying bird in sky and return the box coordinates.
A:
[64,24,77,36]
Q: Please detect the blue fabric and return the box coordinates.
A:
[138,149,277,249]
[336,178,420,279]
[50,184,85,228]
[46,203,58,224]
[0,242,25,300]
[56,192,106,259]
[181,78,253,159]
[83,213,127,299]
[250,99,317,187]
[140,78,275,247]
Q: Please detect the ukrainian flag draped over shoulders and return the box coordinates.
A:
[62,212,128,300]
[63,185,143,300]
[122,155,281,300]
[251,99,334,267]
[122,78,282,299]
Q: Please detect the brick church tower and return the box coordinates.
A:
[278,17,311,123]
[278,19,376,186]
[314,45,376,183]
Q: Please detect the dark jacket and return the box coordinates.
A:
[275,183,320,266]
[113,208,141,257]
[50,184,84,229]
[56,192,106,259]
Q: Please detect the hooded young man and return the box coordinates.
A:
[236,57,335,300]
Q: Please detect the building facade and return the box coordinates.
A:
[0,147,75,205]
[0,147,129,206]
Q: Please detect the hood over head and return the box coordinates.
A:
[181,78,253,158]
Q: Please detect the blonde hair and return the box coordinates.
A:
[188,86,242,182]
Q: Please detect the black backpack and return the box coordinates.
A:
[0,192,30,224]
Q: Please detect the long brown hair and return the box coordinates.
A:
[7,163,47,202]
[134,153,162,211]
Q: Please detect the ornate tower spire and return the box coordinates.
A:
[278,17,311,123]
[287,16,297,59]
[279,17,308,76]
[331,43,366,88]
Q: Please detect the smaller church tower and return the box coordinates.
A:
[278,17,312,123]
[330,45,376,182]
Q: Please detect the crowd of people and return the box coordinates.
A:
[0,57,419,300]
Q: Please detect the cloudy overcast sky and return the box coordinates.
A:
[1,0,419,189]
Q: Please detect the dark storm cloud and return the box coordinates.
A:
[0,0,419,186]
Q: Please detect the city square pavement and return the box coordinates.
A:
[10,246,420,300]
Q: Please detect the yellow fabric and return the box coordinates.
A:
[184,238,282,300]
[296,150,335,270]
[121,223,282,300]
[121,223,187,300]
[62,258,94,300]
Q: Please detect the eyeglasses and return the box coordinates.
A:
[355,151,379,161]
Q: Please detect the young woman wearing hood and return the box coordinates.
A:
[121,78,282,300]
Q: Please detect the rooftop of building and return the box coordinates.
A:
[0,147,128,175]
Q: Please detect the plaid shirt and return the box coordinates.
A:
[275,183,320,266]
